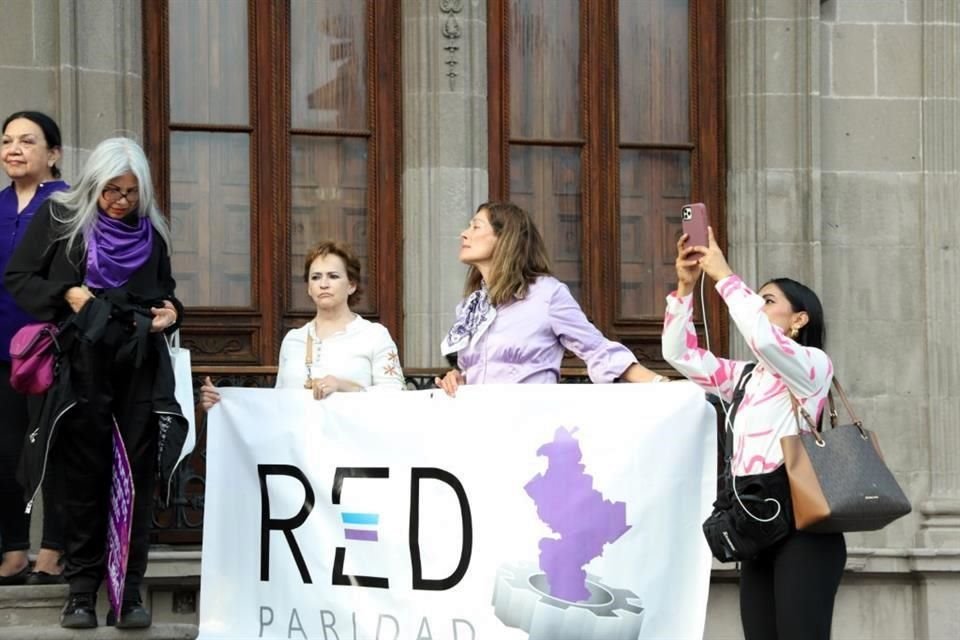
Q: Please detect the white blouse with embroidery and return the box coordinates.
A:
[661,275,833,476]
[275,316,405,391]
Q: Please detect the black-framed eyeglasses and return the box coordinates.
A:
[101,186,140,204]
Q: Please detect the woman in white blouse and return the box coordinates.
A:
[201,241,404,409]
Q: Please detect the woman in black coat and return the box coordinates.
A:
[4,137,190,630]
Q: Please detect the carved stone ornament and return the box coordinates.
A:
[440,0,464,89]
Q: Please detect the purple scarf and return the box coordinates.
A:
[85,211,154,289]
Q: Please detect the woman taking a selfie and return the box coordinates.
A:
[661,228,843,640]
[435,201,663,395]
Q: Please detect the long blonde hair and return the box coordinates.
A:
[463,201,552,306]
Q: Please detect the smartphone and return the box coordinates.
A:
[681,203,709,258]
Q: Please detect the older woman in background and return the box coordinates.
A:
[0,111,68,586]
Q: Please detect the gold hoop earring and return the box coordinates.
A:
[789,327,799,339]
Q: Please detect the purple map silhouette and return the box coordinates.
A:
[524,427,631,602]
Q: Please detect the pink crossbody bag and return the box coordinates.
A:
[9,323,60,395]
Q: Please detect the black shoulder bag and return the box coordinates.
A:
[701,363,794,562]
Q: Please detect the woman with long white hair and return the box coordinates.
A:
[5,137,190,630]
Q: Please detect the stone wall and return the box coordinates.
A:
[725,0,960,637]
[0,0,143,182]
[821,0,927,549]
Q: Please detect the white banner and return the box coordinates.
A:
[199,383,717,640]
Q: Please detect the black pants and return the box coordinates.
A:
[0,361,63,555]
[740,530,846,640]
[57,345,158,598]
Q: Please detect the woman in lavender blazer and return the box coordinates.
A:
[435,201,665,395]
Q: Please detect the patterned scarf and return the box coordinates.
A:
[441,285,496,356]
[85,210,154,289]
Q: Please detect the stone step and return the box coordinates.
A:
[0,624,198,640]
[0,551,203,630]
[0,583,68,627]
[0,583,199,635]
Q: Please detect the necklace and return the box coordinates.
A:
[304,325,321,389]
[303,315,354,388]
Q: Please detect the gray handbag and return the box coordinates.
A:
[781,378,912,533]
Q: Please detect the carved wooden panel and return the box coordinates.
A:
[181,326,260,364]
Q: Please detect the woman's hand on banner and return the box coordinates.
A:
[311,375,348,400]
[200,376,220,411]
[435,369,465,397]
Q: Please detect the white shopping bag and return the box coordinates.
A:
[167,330,196,464]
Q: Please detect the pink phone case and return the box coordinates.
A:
[681,203,709,258]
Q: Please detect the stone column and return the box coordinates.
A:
[0,0,60,123]
[0,0,142,181]
[817,0,927,549]
[403,0,488,367]
[55,0,143,177]
[726,0,823,360]
[918,0,960,549]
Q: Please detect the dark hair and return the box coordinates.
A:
[762,277,825,349]
[302,240,363,307]
[464,201,553,306]
[2,111,63,178]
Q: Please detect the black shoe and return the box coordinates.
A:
[0,563,30,586]
[25,570,67,586]
[106,595,152,629]
[60,592,97,629]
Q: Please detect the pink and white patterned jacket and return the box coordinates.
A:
[661,275,833,477]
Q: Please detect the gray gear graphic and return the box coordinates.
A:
[492,562,644,640]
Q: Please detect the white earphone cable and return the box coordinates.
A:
[700,271,781,524]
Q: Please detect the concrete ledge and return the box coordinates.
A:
[144,549,202,580]
[0,624,197,640]
[710,547,960,576]
[0,584,68,607]
[0,585,67,627]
